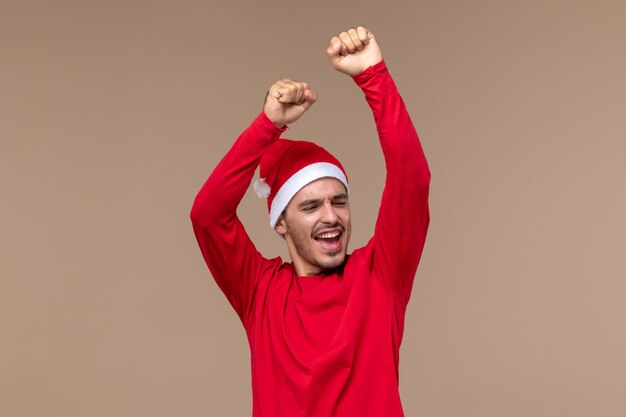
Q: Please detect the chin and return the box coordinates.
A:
[318,251,347,271]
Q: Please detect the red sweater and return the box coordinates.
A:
[191,61,430,417]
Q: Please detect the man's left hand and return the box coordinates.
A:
[326,26,383,76]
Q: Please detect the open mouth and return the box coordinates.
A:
[313,230,342,251]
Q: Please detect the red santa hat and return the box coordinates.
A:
[253,139,349,229]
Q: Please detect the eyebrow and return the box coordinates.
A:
[297,193,348,208]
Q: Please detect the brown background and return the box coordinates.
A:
[2,0,625,416]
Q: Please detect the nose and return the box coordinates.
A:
[320,201,339,224]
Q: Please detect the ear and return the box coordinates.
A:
[274,214,288,235]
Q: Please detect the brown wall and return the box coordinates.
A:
[2,0,625,416]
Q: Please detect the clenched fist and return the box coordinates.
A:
[263,79,317,128]
[326,26,383,76]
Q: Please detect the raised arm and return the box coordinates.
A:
[190,79,317,324]
[327,27,431,297]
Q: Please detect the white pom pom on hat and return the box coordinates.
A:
[255,139,349,230]
[252,178,271,199]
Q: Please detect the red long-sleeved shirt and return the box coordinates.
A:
[191,60,430,417]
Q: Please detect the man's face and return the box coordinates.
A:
[275,178,351,276]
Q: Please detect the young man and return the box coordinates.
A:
[191,26,430,417]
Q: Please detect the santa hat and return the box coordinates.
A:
[253,139,349,229]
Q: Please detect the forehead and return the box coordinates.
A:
[291,177,348,202]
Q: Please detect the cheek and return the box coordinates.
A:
[289,216,316,237]
[301,215,320,230]
[341,211,351,227]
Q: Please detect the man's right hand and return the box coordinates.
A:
[263,79,317,128]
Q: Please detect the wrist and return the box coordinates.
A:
[352,59,387,83]
[262,110,287,129]
[258,111,288,134]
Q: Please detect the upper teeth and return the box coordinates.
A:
[318,232,339,239]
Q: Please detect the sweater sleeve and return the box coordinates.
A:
[353,60,431,298]
[190,112,285,324]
